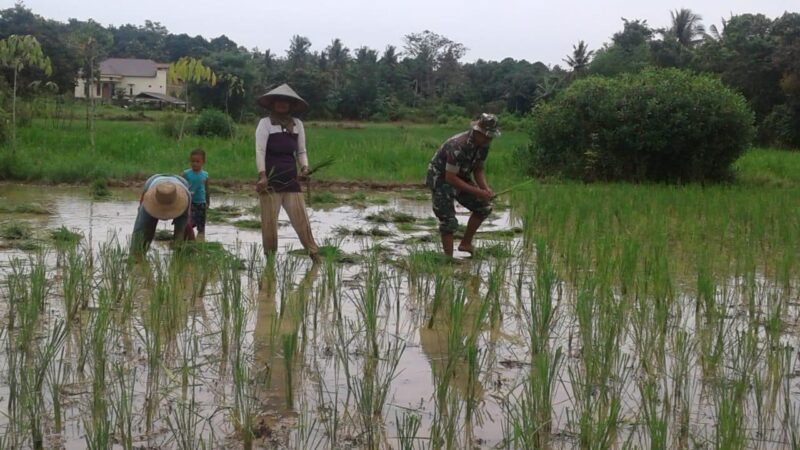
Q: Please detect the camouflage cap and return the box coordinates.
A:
[471,113,501,138]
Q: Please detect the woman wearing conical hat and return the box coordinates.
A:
[255,84,320,260]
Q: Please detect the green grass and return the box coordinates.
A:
[1,118,529,186]
[733,148,800,187]
[4,116,797,191]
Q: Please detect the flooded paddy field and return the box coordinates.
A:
[0,183,799,449]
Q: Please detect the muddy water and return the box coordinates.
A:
[2,184,799,449]
[0,184,527,449]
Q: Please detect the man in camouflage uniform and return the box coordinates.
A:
[426,113,500,257]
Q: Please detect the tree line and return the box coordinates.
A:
[0,4,798,146]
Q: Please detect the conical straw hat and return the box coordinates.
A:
[257,83,309,113]
[142,180,190,220]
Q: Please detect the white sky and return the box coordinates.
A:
[16,0,798,65]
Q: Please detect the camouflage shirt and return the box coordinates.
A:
[426,131,489,189]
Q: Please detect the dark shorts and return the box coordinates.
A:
[190,203,207,232]
[431,183,492,234]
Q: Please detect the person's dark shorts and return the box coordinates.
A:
[431,183,492,234]
[190,203,207,232]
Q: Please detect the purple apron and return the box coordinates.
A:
[265,131,301,192]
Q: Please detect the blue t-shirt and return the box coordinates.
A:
[183,169,208,204]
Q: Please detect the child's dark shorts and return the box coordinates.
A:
[191,203,207,232]
[431,183,492,234]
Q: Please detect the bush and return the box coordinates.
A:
[193,109,234,138]
[525,68,755,182]
[496,111,528,132]
[159,113,186,138]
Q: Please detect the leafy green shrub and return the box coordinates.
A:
[525,68,755,182]
[496,112,528,132]
[193,109,234,138]
[159,113,186,138]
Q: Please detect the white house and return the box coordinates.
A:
[74,58,170,100]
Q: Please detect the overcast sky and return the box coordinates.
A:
[18,0,798,65]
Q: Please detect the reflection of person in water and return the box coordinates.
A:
[253,259,320,421]
[419,273,488,425]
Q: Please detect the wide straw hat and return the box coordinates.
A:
[142,180,190,220]
[257,83,309,113]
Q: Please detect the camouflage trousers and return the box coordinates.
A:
[431,182,492,234]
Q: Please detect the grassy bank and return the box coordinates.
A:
[0,119,529,187]
[2,117,799,190]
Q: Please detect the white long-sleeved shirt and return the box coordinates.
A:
[255,117,309,174]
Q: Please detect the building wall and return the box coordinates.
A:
[74,69,168,99]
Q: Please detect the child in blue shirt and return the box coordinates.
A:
[183,148,210,241]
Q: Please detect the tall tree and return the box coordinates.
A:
[590,18,654,76]
[68,20,112,151]
[168,56,217,139]
[563,40,594,75]
[667,8,706,48]
[287,35,312,70]
[0,4,77,94]
[324,38,349,90]
[0,34,52,154]
[403,30,465,100]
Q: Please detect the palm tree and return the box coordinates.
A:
[667,8,706,47]
[705,17,728,42]
[563,40,594,74]
[0,35,52,155]
[324,38,350,90]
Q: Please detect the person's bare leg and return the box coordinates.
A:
[441,233,454,257]
[458,212,486,254]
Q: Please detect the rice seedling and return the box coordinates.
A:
[110,360,136,450]
[233,219,262,229]
[45,342,67,434]
[154,229,174,241]
[0,220,33,240]
[567,272,630,449]
[289,238,361,264]
[0,202,50,215]
[281,331,299,410]
[61,245,93,322]
[334,225,394,238]
[206,205,242,223]
[227,256,260,450]
[90,177,112,199]
[365,209,417,224]
[84,288,113,450]
[50,225,82,248]
[309,191,340,205]
[504,347,562,450]
[395,410,422,450]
